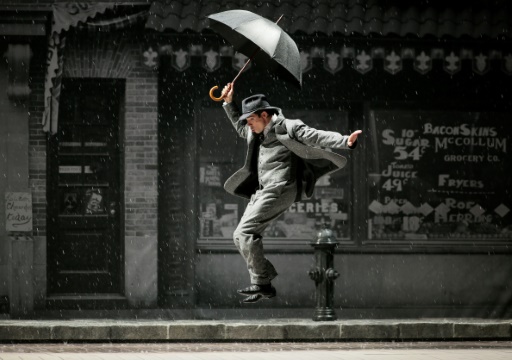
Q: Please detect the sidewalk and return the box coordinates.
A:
[0,318,511,341]
[1,341,512,360]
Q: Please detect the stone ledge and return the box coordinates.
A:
[0,319,510,341]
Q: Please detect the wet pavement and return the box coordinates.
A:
[1,341,512,360]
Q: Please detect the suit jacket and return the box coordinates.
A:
[223,102,355,201]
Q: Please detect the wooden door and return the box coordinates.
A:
[48,79,123,295]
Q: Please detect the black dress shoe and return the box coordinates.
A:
[237,284,276,298]
[241,294,264,303]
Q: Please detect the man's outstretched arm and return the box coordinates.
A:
[293,122,362,150]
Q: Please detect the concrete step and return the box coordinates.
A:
[0,319,511,341]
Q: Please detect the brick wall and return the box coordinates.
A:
[157,88,191,304]
[28,41,48,308]
[29,43,47,238]
[122,38,159,306]
[124,54,159,242]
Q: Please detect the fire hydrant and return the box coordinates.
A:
[308,224,340,321]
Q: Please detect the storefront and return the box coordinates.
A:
[150,0,512,316]
[1,0,512,318]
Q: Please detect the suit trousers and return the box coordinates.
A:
[233,181,297,285]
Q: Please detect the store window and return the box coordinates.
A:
[367,109,512,245]
[196,107,353,249]
[197,108,244,243]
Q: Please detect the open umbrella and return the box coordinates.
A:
[207,9,302,101]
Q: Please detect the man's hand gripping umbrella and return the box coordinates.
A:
[209,14,284,101]
[207,10,301,101]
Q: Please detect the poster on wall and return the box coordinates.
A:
[368,110,512,241]
[5,192,33,232]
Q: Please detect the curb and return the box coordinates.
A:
[0,319,511,341]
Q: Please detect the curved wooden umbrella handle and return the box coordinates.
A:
[209,86,224,102]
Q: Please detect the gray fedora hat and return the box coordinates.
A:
[238,94,280,122]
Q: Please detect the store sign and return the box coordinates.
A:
[368,110,512,241]
[5,192,33,232]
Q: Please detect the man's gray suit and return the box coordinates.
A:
[223,102,355,285]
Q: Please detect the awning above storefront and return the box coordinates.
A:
[146,0,511,39]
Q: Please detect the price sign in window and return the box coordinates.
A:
[368,109,512,242]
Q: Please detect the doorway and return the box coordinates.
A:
[47,79,124,304]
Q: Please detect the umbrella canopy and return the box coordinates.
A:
[208,9,302,89]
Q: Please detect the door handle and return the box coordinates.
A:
[109,201,116,216]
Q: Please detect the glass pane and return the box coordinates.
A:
[367,109,512,242]
[81,95,112,125]
[59,187,107,215]
[58,125,82,154]
[60,189,81,215]
[58,90,76,124]
[58,156,83,185]
[83,187,106,215]
[82,127,110,153]
[197,107,352,242]
[262,109,351,241]
[83,155,111,184]
[83,109,108,125]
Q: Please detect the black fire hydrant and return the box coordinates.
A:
[308,224,340,321]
